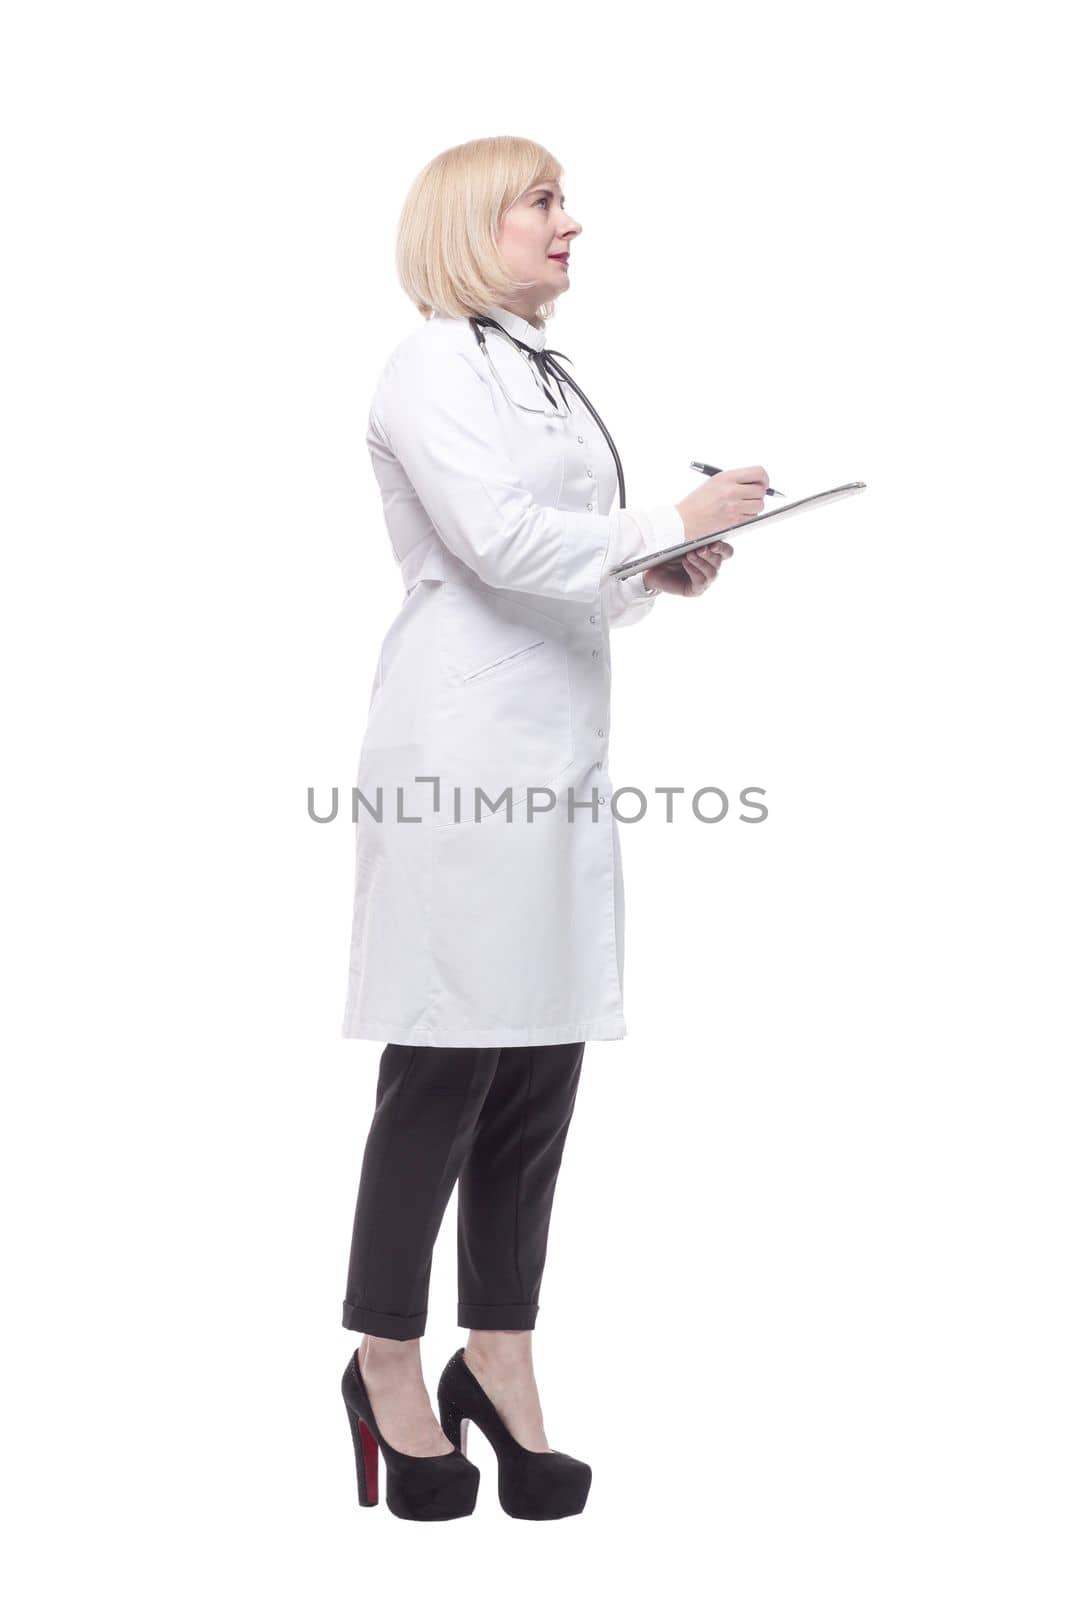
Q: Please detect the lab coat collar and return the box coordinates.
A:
[481,303,547,351]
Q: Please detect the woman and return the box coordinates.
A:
[338,136,767,1521]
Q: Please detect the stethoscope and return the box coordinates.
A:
[468,314,627,508]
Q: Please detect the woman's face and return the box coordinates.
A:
[495,179,582,321]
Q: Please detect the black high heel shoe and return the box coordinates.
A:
[437,1348,592,1520]
[341,1349,480,1521]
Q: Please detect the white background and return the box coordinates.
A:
[3,2,1063,1594]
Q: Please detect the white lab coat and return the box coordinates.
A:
[341,303,684,1047]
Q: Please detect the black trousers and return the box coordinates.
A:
[342,1041,585,1339]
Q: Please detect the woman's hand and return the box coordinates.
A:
[642,541,734,596]
[675,465,769,539]
[639,462,766,595]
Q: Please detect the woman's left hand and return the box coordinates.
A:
[641,540,734,596]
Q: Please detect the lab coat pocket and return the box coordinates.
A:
[435,584,573,824]
[460,638,545,683]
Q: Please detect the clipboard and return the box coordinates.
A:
[608,482,867,579]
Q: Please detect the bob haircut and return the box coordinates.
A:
[396,136,564,326]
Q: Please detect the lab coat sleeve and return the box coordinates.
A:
[378,338,683,607]
[602,504,686,629]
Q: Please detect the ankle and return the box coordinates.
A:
[359,1334,423,1376]
[465,1332,535,1372]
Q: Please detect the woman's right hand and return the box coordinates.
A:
[675,466,770,540]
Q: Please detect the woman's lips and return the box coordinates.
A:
[549,254,569,265]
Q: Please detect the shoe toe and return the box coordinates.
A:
[387,1453,480,1521]
[499,1450,592,1520]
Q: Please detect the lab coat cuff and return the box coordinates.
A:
[616,567,656,603]
[610,504,685,603]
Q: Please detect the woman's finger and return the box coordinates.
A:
[684,558,716,590]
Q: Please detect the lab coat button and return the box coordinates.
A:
[577,434,584,443]
[596,727,604,737]
[589,614,597,624]
[592,648,599,658]
[586,502,593,510]
[586,468,594,477]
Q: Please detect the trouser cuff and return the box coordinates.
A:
[341,1301,427,1339]
[458,1301,539,1330]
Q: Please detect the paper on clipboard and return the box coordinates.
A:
[608,482,867,579]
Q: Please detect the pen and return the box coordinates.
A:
[689,461,787,497]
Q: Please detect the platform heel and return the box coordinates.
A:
[346,1406,380,1507]
[437,1347,592,1520]
[341,1350,480,1521]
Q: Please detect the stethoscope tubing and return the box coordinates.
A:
[468,316,627,509]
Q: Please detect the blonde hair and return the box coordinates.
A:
[395,136,564,326]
